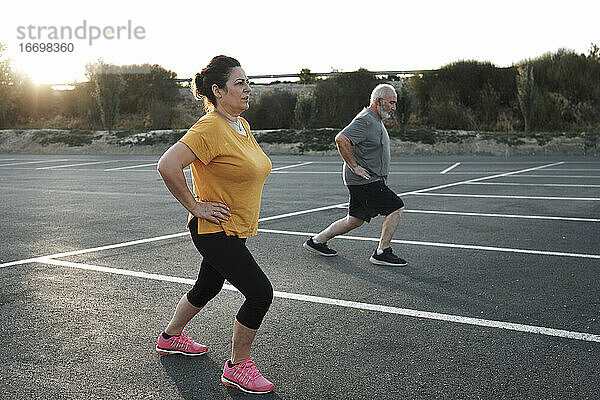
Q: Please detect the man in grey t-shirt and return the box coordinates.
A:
[303,84,408,267]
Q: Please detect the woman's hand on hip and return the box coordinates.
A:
[193,201,231,224]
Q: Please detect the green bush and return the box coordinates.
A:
[60,82,102,128]
[527,49,600,131]
[243,89,297,129]
[294,90,316,129]
[119,64,181,113]
[148,98,174,129]
[36,129,97,146]
[428,92,477,130]
[413,60,516,131]
[314,69,380,127]
[394,80,415,131]
[170,105,198,129]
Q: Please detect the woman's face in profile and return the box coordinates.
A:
[218,67,251,114]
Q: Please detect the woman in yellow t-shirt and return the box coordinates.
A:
[155,56,274,395]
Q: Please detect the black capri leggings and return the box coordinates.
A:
[186,218,273,330]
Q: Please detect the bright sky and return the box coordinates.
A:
[1,0,598,84]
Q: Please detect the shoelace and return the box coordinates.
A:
[235,358,261,384]
[172,330,194,350]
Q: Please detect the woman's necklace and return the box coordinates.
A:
[215,110,247,136]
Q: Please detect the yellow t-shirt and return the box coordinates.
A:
[179,112,272,238]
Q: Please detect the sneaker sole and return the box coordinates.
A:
[221,375,273,394]
[369,256,408,267]
[155,346,207,356]
[303,242,337,257]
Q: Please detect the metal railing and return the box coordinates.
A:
[175,69,438,84]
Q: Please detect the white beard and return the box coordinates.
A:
[379,104,393,120]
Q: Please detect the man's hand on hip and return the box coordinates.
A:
[350,164,371,180]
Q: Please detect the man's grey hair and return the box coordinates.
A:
[370,83,396,104]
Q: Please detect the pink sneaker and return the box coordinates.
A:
[155,330,208,356]
[221,358,274,394]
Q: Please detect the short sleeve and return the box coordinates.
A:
[179,123,218,165]
[339,116,369,145]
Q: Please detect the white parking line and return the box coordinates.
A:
[0,161,564,269]
[0,232,189,268]
[270,171,509,175]
[506,174,600,179]
[34,257,600,343]
[0,158,69,167]
[440,162,461,174]
[105,163,158,171]
[247,162,567,224]
[544,168,600,171]
[466,182,600,188]
[271,161,314,171]
[258,228,600,260]
[37,160,120,170]
[404,209,600,223]
[412,193,600,201]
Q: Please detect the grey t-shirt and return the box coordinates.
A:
[339,107,391,186]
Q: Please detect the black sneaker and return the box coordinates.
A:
[303,238,338,257]
[369,247,407,267]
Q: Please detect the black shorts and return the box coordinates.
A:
[347,180,404,223]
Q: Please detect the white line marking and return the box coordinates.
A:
[392,162,564,197]
[105,163,158,171]
[34,258,600,343]
[440,162,461,174]
[257,228,600,260]
[403,209,600,223]
[258,204,348,222]
[544,168,600,171]
[244,162,566,225]
[270,171,504,175]
[0,162,565,267]
[36,160,119,170]
[0,159,69,167]
[0,232,189,268]
[272,161,594,165]
[0,257,49,268]
[504,174,600,179]
[466,182,600,188]
[412,193,600,201]
[0,186,167,197]
[271,161,314,171]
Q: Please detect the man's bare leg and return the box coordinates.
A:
[313,215,364,244]
[378,207,404,251]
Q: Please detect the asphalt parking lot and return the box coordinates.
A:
[1,154,599,399]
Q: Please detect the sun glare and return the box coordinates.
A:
[19,62,82,86]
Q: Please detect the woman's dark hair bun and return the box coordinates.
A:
[190,55,241,112]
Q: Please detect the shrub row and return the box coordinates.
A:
[2,46,599,133]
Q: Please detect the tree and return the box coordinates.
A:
[0,42,12,126]
[0,42,21,128]
[589,42,600,60]
[86,61,124,132]
[298,68,316,84]
[516,64,537,133]
[394,80,415,132]
[119,64,180,113]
